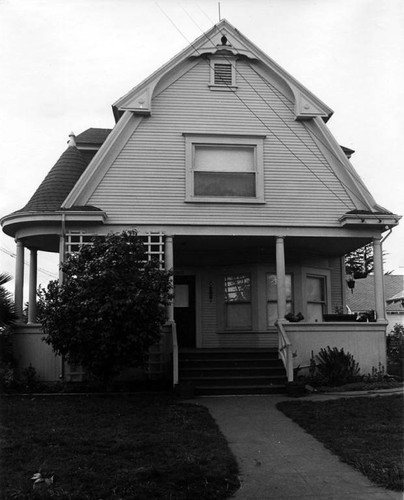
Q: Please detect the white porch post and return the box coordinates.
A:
[276,236,287,320]
[373,237,386,322]
[165,235,174,321]
[14,239,25,320]
[27,249,38,324]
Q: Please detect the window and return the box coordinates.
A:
[184,134,265,203]
[224,274,252,330]
[306,275,326,322]
[266,274,293,327]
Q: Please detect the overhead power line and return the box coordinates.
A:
[157,4,372,221]
[0,246,58,279]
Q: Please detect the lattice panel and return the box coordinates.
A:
[65,232,165,267]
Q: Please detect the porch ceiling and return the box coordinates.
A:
[174,235,371,263]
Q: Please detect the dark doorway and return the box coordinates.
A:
[174,275,196,348]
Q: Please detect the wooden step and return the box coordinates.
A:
[178,348,287,396]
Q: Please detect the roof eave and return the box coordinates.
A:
[339,213,401,229]
[1,210,107,237]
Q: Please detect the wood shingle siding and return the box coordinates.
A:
[88,59,355,226]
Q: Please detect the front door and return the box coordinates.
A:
[174,276,196,348]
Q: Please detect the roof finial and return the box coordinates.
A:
[218,2,221,21]
[68,132,76,147]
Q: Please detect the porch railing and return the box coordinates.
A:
[276,320,294,382]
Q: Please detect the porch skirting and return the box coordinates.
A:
[284,322,388,375]
[12,324,61,382]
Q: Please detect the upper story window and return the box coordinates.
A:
[184,134,265,203]
[209,57,237,91]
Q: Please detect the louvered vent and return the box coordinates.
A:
[214,63,232,86]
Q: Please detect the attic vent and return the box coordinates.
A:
[214,63,232,86]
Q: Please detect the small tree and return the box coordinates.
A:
[39,231,172,385]
[0,272,17,331]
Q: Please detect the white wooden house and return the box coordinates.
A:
[1,20,400,393]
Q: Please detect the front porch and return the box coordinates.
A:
[6,231,391,391]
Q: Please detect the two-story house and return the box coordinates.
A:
[2,20,400,393]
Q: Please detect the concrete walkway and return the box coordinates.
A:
[199,395,403,499]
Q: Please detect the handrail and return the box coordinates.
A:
[276,320,294,382]
[171,321,179,387]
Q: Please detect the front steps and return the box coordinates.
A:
[178,348,287,396]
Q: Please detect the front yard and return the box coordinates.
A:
[0,394,239,500]
[277,394,404,491]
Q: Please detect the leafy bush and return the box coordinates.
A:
[387,324,404,364]
[0,272,17,330]
[315,346,361,386]
[39,231,173,386]
[0,327,17,392]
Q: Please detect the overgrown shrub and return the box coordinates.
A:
[315,346,361,386]
[0,327,17,392]
[39,231,173,386]
[387,324,404,364]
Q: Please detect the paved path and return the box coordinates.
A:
[200,395,403,500]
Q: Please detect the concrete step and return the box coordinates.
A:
[180,366,285,377]
[196,384,286,396]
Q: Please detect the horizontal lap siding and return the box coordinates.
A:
[89,60,354,226]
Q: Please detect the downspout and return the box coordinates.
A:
[59,212,66,380]
[381,228,392,245]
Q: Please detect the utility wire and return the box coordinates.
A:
[158,4,372,219]
[183,7,367,213]
[0,246,58,279]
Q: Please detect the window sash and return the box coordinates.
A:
[194,171,256,197]
[306,276,326,322]
[224,274,252,330]
[266,273,293,327]
[194,145,255,172]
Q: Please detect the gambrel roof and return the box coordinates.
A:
[1,20,400,240]
[112,19,333,122]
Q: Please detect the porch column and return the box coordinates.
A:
[373,237,386,322]
[165,235,174,322]
[14,239,25,320]
[27,249,38,324]
[276,236,287,320]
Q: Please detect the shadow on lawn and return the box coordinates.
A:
[0,394,240,500]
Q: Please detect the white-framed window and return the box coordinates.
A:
[184,134,265,203]
[266,273,293,327]
[306,275,326,322]
[224,274,252,330]
[209,58,237,90]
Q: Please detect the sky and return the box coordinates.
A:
[1,0,403,297]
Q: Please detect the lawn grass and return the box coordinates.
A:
[0,394,239,499]
[277,394,403,491]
